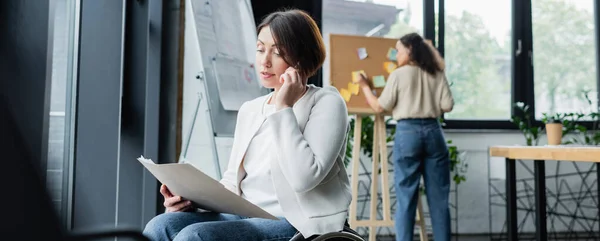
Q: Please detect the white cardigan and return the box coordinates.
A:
[219,85,352,237]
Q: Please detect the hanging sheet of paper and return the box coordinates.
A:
[357,47,368,60]
[387,48,397,61]
[191,0,219,58]
[373,75,386,88]
[340,88,351,102]
[384,62,397,74]
[211,1,247,61]
[348,82,359,95]
[212,56,264,110]
[351,70,366,83]
[195,0,213,16]
[195,15,217,43]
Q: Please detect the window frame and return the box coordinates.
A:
[425,0,600,129]
[71,0,180,230]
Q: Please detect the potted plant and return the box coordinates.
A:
[447,139,467,184]
[544,116,563,145]
[566,92,600,145]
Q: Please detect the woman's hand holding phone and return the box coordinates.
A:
[275,67,307,111]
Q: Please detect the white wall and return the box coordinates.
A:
[447,131,526,234]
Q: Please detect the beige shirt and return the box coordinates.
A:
[378,65,454,120]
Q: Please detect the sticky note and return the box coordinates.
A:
[387,48,397,61]
[348,83,359,95]
[357,47,368,60]
[373,75,386,88]
[351,70,366,83]
[384,62,397,74]
[340,88,351,102]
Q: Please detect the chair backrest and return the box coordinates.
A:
[0,94,64,240]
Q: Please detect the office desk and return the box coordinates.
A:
[489,145,600,241]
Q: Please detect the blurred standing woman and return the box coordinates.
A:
[357,33,454,241]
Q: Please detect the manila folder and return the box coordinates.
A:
[137,156,277,220]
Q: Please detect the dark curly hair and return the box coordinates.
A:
[399,33,443,75]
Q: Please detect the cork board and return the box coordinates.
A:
[329,34,398,114]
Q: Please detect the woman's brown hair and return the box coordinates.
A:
[399,33,445,75]
[257,9,326,78]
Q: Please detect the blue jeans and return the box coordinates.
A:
[143,212,297,241]
[393,118,450,241]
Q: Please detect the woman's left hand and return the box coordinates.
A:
[276,67,307,110]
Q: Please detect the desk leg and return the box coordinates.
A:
[506,158,517,241]
[597,162,599,239]
[534,160,547,241]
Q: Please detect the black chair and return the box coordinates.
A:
[0,95,149,241]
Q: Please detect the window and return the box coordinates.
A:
[532,0,598,118]
[47,0,79,223]
[443,1,512,120]
[382,0,424,38]
[322,0,599,128]
[322,0,423,86]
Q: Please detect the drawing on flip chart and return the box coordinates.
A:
[211,0,247,61]
[191,0,265,112]
[212,56,263,111]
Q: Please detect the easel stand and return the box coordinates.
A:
[348,114,428,241]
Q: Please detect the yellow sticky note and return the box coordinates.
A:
[384,62,397,74]
[348,83,359,95]
[351,70,366,83]
[340,88,351,102]
[373,75,386,88]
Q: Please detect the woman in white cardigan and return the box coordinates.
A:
[143,9,352,241]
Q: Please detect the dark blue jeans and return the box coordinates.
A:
[143,212,297,241]
[393,118,450,241]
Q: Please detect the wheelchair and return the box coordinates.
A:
[289,223,365,241]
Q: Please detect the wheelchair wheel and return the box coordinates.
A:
[311,231,365,241]
[288,226,365,241]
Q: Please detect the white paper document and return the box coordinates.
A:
[137,156,277,220]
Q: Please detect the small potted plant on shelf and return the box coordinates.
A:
[542,114,563,145]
